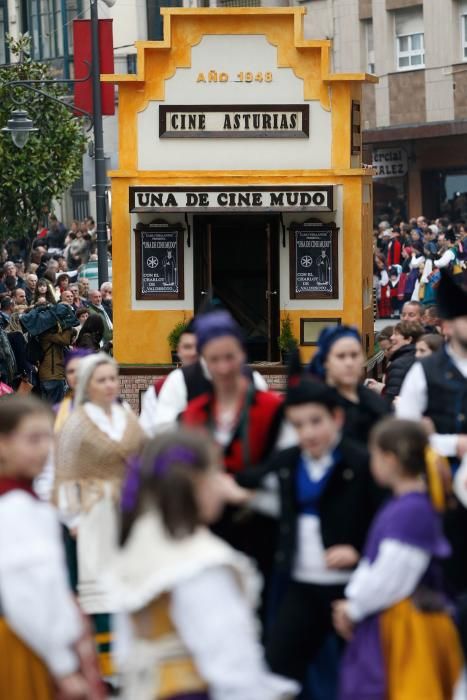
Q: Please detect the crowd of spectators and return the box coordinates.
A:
[0,215,112,401]
[374,214,467,319]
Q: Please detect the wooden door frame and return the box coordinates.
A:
[193,213,281,361]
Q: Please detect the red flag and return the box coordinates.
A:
[73,19,115,117]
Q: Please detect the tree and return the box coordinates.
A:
[0,35,87,241]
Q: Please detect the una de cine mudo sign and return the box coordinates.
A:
[129,186,334,213]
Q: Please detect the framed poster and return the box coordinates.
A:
[135,224,184,300]
[289,222,339,299]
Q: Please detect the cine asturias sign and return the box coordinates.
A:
[159,104,309,138]
[129,186,334,213]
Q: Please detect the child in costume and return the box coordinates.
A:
[107,428,299,700]
[0,395,88,700]
[237,358,383,689]
[334,417,463,700]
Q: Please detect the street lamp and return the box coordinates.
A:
[1,109,38,149]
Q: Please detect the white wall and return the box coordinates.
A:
[137,35,332,172]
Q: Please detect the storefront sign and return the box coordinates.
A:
[289,223,339,299]
[134,225,184,300]
[159,104,309,138]
[372,147,408,178]
[130,186,333,213]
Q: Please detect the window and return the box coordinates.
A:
[0,0,8,65]
[462,13,467,61]
[395,8,425,71]
[27,0,82,76]
[364,20,375,74]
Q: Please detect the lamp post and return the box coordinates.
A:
[90,0,109,286]
[2,0,110,287]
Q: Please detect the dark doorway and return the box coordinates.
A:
[194,215,280,362]
[422,169,467,221]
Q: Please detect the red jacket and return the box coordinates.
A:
[153,375,168,396]
[181,388,284,473]
[387,238,402,267]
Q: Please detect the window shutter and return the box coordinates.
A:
[395,7,423,36]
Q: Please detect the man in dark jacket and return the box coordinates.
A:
[38,327,74,402]
[383,321,424,403]
[398,272,467,651]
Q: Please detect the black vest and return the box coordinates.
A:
[421,348,467,434]
[182,362,212,402]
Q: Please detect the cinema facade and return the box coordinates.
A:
[104,7,377,401]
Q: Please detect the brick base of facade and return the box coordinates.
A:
[119,352,384,414]
[119,365,288,414]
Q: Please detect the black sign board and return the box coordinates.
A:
[135,225,184,300]
[289,222,339,299]
[159,104,310,139]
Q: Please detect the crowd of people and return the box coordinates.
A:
[1,212,467,700]
[0,215,113,402]
[374,214,467,319]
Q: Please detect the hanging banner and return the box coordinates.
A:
[73,19,115,116]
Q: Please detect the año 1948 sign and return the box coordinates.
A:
[129,186,334,213]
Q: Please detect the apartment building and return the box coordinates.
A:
[298,0,467,222]
[3,0,467,223]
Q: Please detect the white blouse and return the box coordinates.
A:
[171,566,299,700]
[84,401,130,441]
[0,491,82,677]
[345,539,430,623]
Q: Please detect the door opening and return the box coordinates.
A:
[194,215,280,362]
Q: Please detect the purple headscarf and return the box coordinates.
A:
[194,310,245,353]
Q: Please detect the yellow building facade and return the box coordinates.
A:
[105,7,377,366]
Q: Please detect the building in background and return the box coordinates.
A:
[296,0,467,223]
[4,0,467,224]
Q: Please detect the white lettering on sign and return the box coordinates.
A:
[130,187,333,213]
[372,147,408,178]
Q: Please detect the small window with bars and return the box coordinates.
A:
[462,14,467,61]
[365,20,375,74]
[216,0,260,6]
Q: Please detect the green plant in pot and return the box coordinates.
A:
[278,314,299,364]
[167,319,189,364]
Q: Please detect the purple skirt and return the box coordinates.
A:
[338,615,385,700]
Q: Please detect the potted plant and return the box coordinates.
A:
[167,319,188,364]
[278,314,299,364]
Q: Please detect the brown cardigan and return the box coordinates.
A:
[54,405,146,511]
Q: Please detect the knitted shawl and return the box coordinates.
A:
[54,405,146,512]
